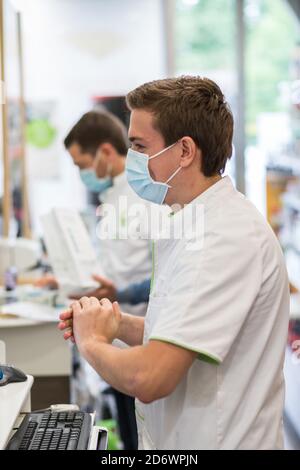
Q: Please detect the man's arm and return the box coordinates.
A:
[117,313,145,346]
[117,279,151,305]
[80,338,196,404]
[59,297,196,403]
[69,275,150,307]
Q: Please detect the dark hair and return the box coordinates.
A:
[64,110,129,156]
[126,76,234,176]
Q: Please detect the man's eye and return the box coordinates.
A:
[133,144,145,151]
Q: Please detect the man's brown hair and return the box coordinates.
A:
[64,110,129,156]
[126,76,234,176]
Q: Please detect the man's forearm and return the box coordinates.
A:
[117,313,145,346]
[78,335,194,404]
[80,339,146,398]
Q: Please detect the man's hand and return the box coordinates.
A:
[69,274,117,301]
[58,307,75,342]
[34,274,59,289]
[58,297,122,352]
[58,304,145,348]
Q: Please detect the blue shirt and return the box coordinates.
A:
[116,279,150,305]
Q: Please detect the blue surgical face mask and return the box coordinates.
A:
[79,168,112,194]
[126,142,181,205]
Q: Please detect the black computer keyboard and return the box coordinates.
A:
[6,410,92,450]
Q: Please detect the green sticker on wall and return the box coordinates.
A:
[26,119,57,148]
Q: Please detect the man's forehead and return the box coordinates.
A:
[128,109,157,141]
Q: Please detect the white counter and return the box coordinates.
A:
[0,375,34,449]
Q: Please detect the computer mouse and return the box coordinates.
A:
[0,365,27,386]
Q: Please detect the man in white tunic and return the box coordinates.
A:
[59,76,289,450]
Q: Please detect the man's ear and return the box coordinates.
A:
[97,143,112,158]
[179,137,199,168]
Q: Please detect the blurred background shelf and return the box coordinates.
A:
[290,293,300,320]
[284,346,300,439]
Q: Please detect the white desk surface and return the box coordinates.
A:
[0,375,33,450]
[0,317,42,328]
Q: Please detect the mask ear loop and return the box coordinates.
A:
[149,139,182,186]
[164,166,182,187]
[106,162,113,177]
[95,149,112,178]
[149,141,178,160]
[165,139,183,186]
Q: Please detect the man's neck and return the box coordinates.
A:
[167,174,222,208]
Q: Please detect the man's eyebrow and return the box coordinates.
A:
[129,136,145,143]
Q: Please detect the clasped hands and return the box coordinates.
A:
[58,296,122,351]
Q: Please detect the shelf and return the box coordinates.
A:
[285,248,300,292]
[282,193,300,212]
[284,346,300,439]
[290,293,300,320]
[271,155,300,175]
[283,242,300,258]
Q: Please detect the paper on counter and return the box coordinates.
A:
[0,302,62,322]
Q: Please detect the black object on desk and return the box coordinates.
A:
[0,365,27,387]
[6,410,93,450]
